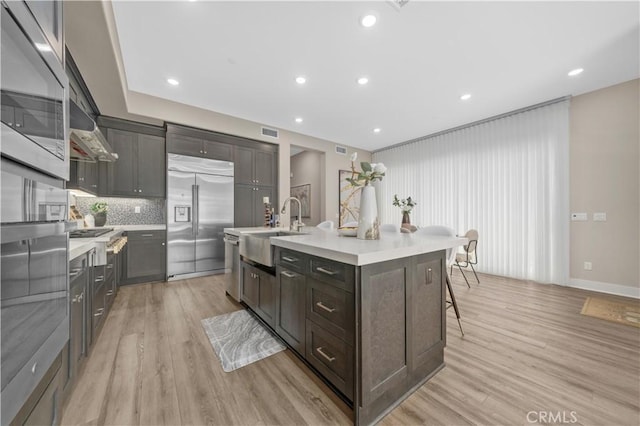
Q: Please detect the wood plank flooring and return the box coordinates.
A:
[61,271,640,426]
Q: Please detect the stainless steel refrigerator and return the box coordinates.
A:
[167,154,234,279]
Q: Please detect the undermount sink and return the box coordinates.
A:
[239,230,306,267]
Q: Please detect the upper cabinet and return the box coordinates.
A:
[99,117,166,198]
[167,133,232,162]
[235,146,275,187]
[24,0,64,62]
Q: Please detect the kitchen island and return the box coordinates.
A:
[230,227,466,425]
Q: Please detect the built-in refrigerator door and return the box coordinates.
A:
[167,170,196,276]
[195,172,234,272]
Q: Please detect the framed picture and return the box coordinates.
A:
[339,170,361,227]
[290,184,311,218]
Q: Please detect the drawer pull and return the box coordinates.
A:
[282,256,298,263]
[69,268,82,278]
[316,347,336,362]
[106,290,114,296]
[94,308,104,317]
[31,362,37,375]
[95,275,104,282]
[106,264,114,269]
[426,267,432,285]
[281,271,296,278]
[141,233,153,237]
[316,266,337,276]
[316,301,336,313]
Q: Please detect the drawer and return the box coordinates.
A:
[277,248,307,273]
[306,320,353,401]
[125,230,166,241]
[306,277,354,344]
[309,256,354,292]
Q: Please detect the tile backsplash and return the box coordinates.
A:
[74,196,165,225]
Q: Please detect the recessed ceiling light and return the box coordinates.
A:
[568,68,584,77]
[357,77,369,85]
[35,42,52,52]
[460,93,472,101]
[295,117,303,123]
[361,14,377,28]
[295,76,306,85]
[167,78,180,86]
[373,128,381,133]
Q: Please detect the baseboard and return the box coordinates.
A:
[567,278,640,299]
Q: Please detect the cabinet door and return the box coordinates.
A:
[24,0,64,61]
[276,267,306,353]
[23,368,62,426]
[257,271,275,327]
[126,234,166,281]
[136,134,165,197]
[410,254,444,382]
[241,262,259,309]
[167,133,202,156]
[253,187,273,227]
[254,150,274,186]
[203,140,232,161]
[234,146,254,185]
[107,128,137,196]
[69,277,85,376]
[234,185,255,228]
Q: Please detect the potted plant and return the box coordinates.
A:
[90,201,108,227]
[393,195,417,228]
[345,153,387,240]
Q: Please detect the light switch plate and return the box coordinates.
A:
[134,206,141,214]
[593,212,607,221]
[571,212,587,221]
[584,261,592,271]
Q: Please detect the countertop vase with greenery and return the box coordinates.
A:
[91,202,108,227]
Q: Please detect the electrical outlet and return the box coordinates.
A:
[584,261,592,271]
[134,206,141,214]
[571,213,587,221]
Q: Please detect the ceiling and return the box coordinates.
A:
[110,1,639,151]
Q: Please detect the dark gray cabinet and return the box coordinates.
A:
[124,230,166,284]
[167,133,233,161]
[68,252,89,390]
[275,265,306,353]
[235,185,273,227]
[241,261,276,327]
[234,146,275,186]
[68,160,98,195]
[105,128,165,198]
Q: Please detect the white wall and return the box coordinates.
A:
[569,79,639,298]
[290,150,323,226]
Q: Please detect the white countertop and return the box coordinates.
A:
[68,224,166,260]
[223,226,289,237]
[268,228,468,266]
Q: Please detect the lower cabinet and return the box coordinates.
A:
[241,261,275,327]
[123,231,166,284]
[275,266,306,353]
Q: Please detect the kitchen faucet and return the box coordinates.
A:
[281,197,305,232]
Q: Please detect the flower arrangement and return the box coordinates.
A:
[393,195,417,214]
[345,152,387,187]
[90,201,108,214]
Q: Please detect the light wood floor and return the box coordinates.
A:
[61,271,640,426]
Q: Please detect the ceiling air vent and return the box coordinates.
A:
[261,127,279,139]
[387,0,410,11]
[335,145,347,155]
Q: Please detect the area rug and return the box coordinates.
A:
[201,309,286,372]
[580,297,640,328]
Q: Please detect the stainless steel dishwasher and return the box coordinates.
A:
[223,233,240,301]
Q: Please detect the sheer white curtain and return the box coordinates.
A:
[373,100,569,284]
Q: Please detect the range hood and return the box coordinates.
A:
[69,100,118,162]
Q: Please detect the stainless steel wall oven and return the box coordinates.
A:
[1,1,69,181]
[1,158,70,425]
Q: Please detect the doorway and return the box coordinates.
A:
[289,145,325,226]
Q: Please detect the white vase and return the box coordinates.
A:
[357,185,379,240]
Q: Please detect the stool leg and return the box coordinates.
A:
[457,264,471,288]
[470,263,480,284]
[446,275,464,336]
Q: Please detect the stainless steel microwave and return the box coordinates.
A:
[0,1,69,180]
